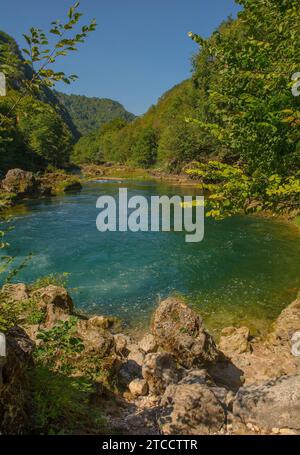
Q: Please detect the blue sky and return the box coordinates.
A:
[0,0,241,115]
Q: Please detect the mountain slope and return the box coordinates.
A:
[0,30,80,142]
[54,91,136,136]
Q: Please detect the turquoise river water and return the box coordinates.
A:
[3,179,300,335]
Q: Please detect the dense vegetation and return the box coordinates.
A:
[0,31,79,171]
[0,0,299,215]
[71,79,205,168]
[73,0,299,215]
[55,91,135,136]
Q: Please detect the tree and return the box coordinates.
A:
[131,127,157,167]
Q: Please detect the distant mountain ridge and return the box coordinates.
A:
[54,91,136,136]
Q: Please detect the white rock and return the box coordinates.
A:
[139,334,157,354]
[129,379,148,397]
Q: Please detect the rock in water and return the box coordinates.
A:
[152,297,219,368]
[1,169,38,197]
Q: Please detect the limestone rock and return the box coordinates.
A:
[114,333,138,356]
[77,318,114,356]
[152,297,219,368]
[128,348,145,366]
[160,382,226,435]
[219,326,250,358]
[139,334,157,354]
[142,352,179,395]
[233,374,300,433]
[1,283,29,302]
[34,285,73,312]
[129,379,148,397]
[1,169,38,196]
[33,285,74,328]
[272,293,300,343]
[119,360,142,385]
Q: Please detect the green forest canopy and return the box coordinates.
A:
[55,91,135,136]
[72,0,299,216]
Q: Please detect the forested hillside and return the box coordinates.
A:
[55,91,135,136]
[71,80,204,165]
[74,0,299,176]
[72,0,299,215]
[0,31,80,171]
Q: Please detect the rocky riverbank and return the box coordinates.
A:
[1,283,300,435]
[0,168,82,211]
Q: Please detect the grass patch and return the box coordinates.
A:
[30,272,70,291]
[29,366,108,435]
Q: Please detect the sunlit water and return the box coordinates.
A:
[3,180,300,336]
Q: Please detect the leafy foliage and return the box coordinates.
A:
[35,317,84,373]
[0,2,96,170]
[0,294,44,332]
[186,161,300,218]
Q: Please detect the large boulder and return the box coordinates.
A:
[218,326,251,358]
[233,374,300,434]
[0,327,35,434]
[76,318,115,356]
[32,285,74,329]
[160,382,226,435]
[152,297,219,368]
[1,169,38,197]
[139,334,157,354]
[271,293,300,343]
[142,352,179,395]
[1,283,29,302]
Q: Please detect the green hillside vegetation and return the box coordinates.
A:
[0,31,78,171]
[55,91,135,136]
[71,80,208,168]
[73,0,299,215]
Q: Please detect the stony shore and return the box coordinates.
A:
[1,283,300,435]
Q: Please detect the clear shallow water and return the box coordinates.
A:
[3,180,300,335]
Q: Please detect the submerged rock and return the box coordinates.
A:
[63,180,82,192]
[152,297,220,368]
